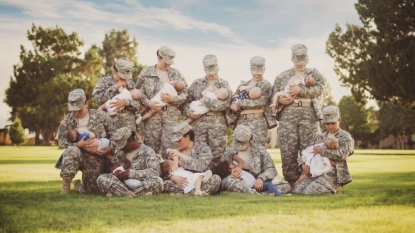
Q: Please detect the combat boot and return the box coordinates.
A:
[60,176,72,195]
[73,179,82,191]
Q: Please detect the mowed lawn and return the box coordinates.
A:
[0,147,414,233]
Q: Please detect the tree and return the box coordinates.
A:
[326,0,415,108]
[95,29,144,81]
[377,99,415,139]
[9,116,27,146]
[4,24,103,145]
[320,75,336,107]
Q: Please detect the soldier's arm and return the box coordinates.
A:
[257,147,278,181]
[223,148,238,163]
[234,83,271,109]
[183,81,196,117]
[137,71,151,107]
[93,78,118,105]
[271,75,284,109]
[129,152,161,179]
[183,145,212,172]
[297,69,324,98]
[320,134,354,161]
[170,72,188,105]
[57,123,77,149]
[103,114,117,150]
[204,81,232,112]
[123,81,142,111]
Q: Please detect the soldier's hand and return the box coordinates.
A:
[313,145,321,154]
[254,178,264,192]
[230,102,240,112]
[189,110,201,120]
[278,96,293,105]
[160,92,174,103]
[231,168,241,179]
[115,170,129,181]
[110,98,126,110]
[148,101,162,112]
[77,137,93,149]
[289,85,301,96]
[166,149,182,158]
[170,175,188,188]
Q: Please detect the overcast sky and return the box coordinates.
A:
[0,0,362,128]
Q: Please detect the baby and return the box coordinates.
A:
[297,137,339,183]
[231,86,262,121]
[136,81,185,124]
[107,156,143,191]
[160,156,212,195]
[270,75,316,112]
[66,129,111,155]
[98,87,142,116]
[185,87,229,124]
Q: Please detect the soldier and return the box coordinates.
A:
[55,89,116,194]
[228,56,277,147]
[97,127,164,196]
[184,54,232,170]
[136,46,187,158]
[163,122,221,195]
[93,58,141,132]
[221,125,291,194]
[271,44,325,189]
[293,106,354,194]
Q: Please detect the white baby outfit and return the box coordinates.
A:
[189,91,217,115]
[301,143,334,177]
[171,167,206,194]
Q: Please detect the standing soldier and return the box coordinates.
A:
[271,44,324,189]
[184,54,232,170]
[136,46,187,158]
[93,58,141,132]
[55,89,116,194]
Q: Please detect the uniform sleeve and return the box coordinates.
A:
[129,149,161,179]
[271,75,284,110]
[57,123,77,149]
[234,82,272,109]
[171,72,188,105]
[257,147,278,181]
[183,145,213,172]
[298,69,324,98]
[183,81,196,117]
[93,78,119,105]
[123,81,141,111]
[204,81,232,112]
[137,70,151,107]
[223,148,238,162]
[103,114,117,150]
[320,133,354,162]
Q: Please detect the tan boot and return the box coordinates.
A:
[73,179,82,191]
[125,191,136,197]
[60,177,72,195]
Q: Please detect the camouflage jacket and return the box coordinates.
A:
[224,144,278,181]
[272,68,324,120]
[113,144,161,179]
[183,77,232,117]
[136,65,187,108]
[300,128,354,186]
[57,109,117,149]
[179,141,213,172]
[92,75,141,112]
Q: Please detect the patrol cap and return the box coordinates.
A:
[115,58,133,80]
[112,127,135,150]
[291,44,309,66]
[232,125,252,150]
[68,89,86,111]
[322,105,340,123]
[158,46,176,65]
[203,54,219,75]
[171,122,191,142]
[250,56,266,74]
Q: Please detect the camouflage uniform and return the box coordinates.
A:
[221,125,291,194]
[92,58,141,132]
[136,61,187,158]
[55,89,117,194]
[97,127,163,196]
[163,122,221,195]
[272,44,324,183]
[183,55,232,170]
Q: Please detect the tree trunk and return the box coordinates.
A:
[35,130,41,145]
[42,130,52,146]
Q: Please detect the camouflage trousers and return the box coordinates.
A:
[163,174,221,195]
[57,146,106,194]
[97,173,164,196]
[192,115,227,171]
[221,175,292,194]
[278,106,320,182]
[293,170,339,194]
[142,107,180,159]
[236,116,268,147]
[113,111,136,132]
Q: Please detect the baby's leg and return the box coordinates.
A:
[185,118,194,124]
[139,106,147,114]
[261,182,282,196]
[195,175,203,193]
[142,110,156,120]
[297,164,311,183]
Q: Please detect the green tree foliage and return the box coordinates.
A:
[4,24,103,145]
[338,96,377,147]
[320,75,336,107]
[326,0,415,108]
[9,116,27,146]
[95,29,144,81]
[377,100,415,139]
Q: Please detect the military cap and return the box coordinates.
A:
[291,44,309,66]
[203,54,219,75]
[171,122,191,142]
[68,89,86,111]
[232,125,252,150]
[115,58,133,80]
[250,56,266,74]
[158,46,176,65]
[112,127,135,150]
[322,105,340,123]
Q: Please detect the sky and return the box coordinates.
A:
[0,0,363,128]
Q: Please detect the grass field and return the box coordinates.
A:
[0,146,414,233]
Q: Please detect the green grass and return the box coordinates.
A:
[1,147,415,233]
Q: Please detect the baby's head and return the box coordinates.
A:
[160,159,173,177]
[214,88,229,100]
[324,137,339,150]
[214,161,234,179]
[305,76,316,87]
[109,162,119,173]
[130,89,142,100]
[248,87,262,99]
[173,81,185,93]
[66,129,80,143]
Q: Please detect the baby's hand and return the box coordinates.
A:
[269,103,276,110]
